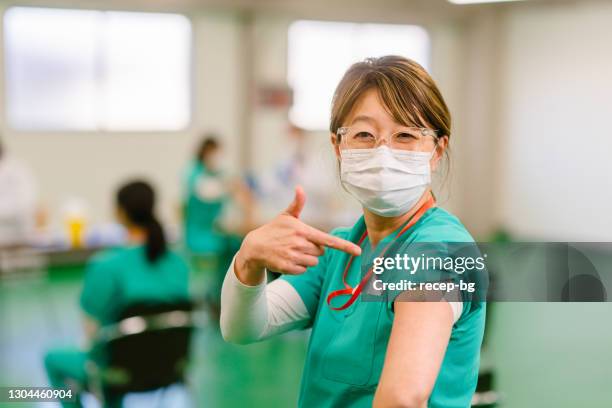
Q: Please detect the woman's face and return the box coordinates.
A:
[201,147,222,171]
[115,206,130,228]
[330,88,447,171]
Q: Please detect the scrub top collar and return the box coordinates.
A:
[350,206,438,252]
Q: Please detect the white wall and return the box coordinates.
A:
[0,2,479,236]
[0,8,244,228]
[6,0,609,242]
[497,1,612,240]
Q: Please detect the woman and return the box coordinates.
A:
[45,180,190,407]
[182,135,253,311]
[220,56,485,408]
[183,136,226,254]
[182,135,253,254]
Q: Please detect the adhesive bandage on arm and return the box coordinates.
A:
[448,301,463,324]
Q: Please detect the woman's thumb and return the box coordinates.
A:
[284,186,306,218]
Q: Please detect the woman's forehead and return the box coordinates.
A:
[345,88,425,129]
[346,90,396,126]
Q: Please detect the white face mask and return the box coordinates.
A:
[340,145,433,217]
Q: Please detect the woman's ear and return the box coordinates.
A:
[331,133,340,160]
[430,135,448,172]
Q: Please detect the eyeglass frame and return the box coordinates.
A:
[336,126,440,150]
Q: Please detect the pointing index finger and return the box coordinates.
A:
[303,226,361,256]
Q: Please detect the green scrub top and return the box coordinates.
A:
[80,246,190,325]
[282,207,486,408]
[183,162,227,254]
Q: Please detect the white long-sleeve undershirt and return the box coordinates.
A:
[220,257,310,344]
[220,257,463,345]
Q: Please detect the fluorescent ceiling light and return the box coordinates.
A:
[449,0,525,4]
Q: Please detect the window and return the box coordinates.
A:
[3,7,191,131]
[287,20,430,130]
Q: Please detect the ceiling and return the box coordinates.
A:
[0,0,590,24]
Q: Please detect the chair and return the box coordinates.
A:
[88,301,196,407]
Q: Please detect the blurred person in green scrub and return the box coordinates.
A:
[44,180,190,407]
[183,136,226,254]
[220,56,486,408]
[182,135,253,307]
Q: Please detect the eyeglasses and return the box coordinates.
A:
[337,126,439,151]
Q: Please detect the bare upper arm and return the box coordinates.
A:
[373,300,454,408]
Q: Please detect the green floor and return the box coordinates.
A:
[0,265,307,408]
[1,266,612,407]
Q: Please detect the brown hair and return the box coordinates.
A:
[195,133,220,162]
[330,55,451,140]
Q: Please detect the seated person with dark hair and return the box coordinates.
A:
[45,180,190,407]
